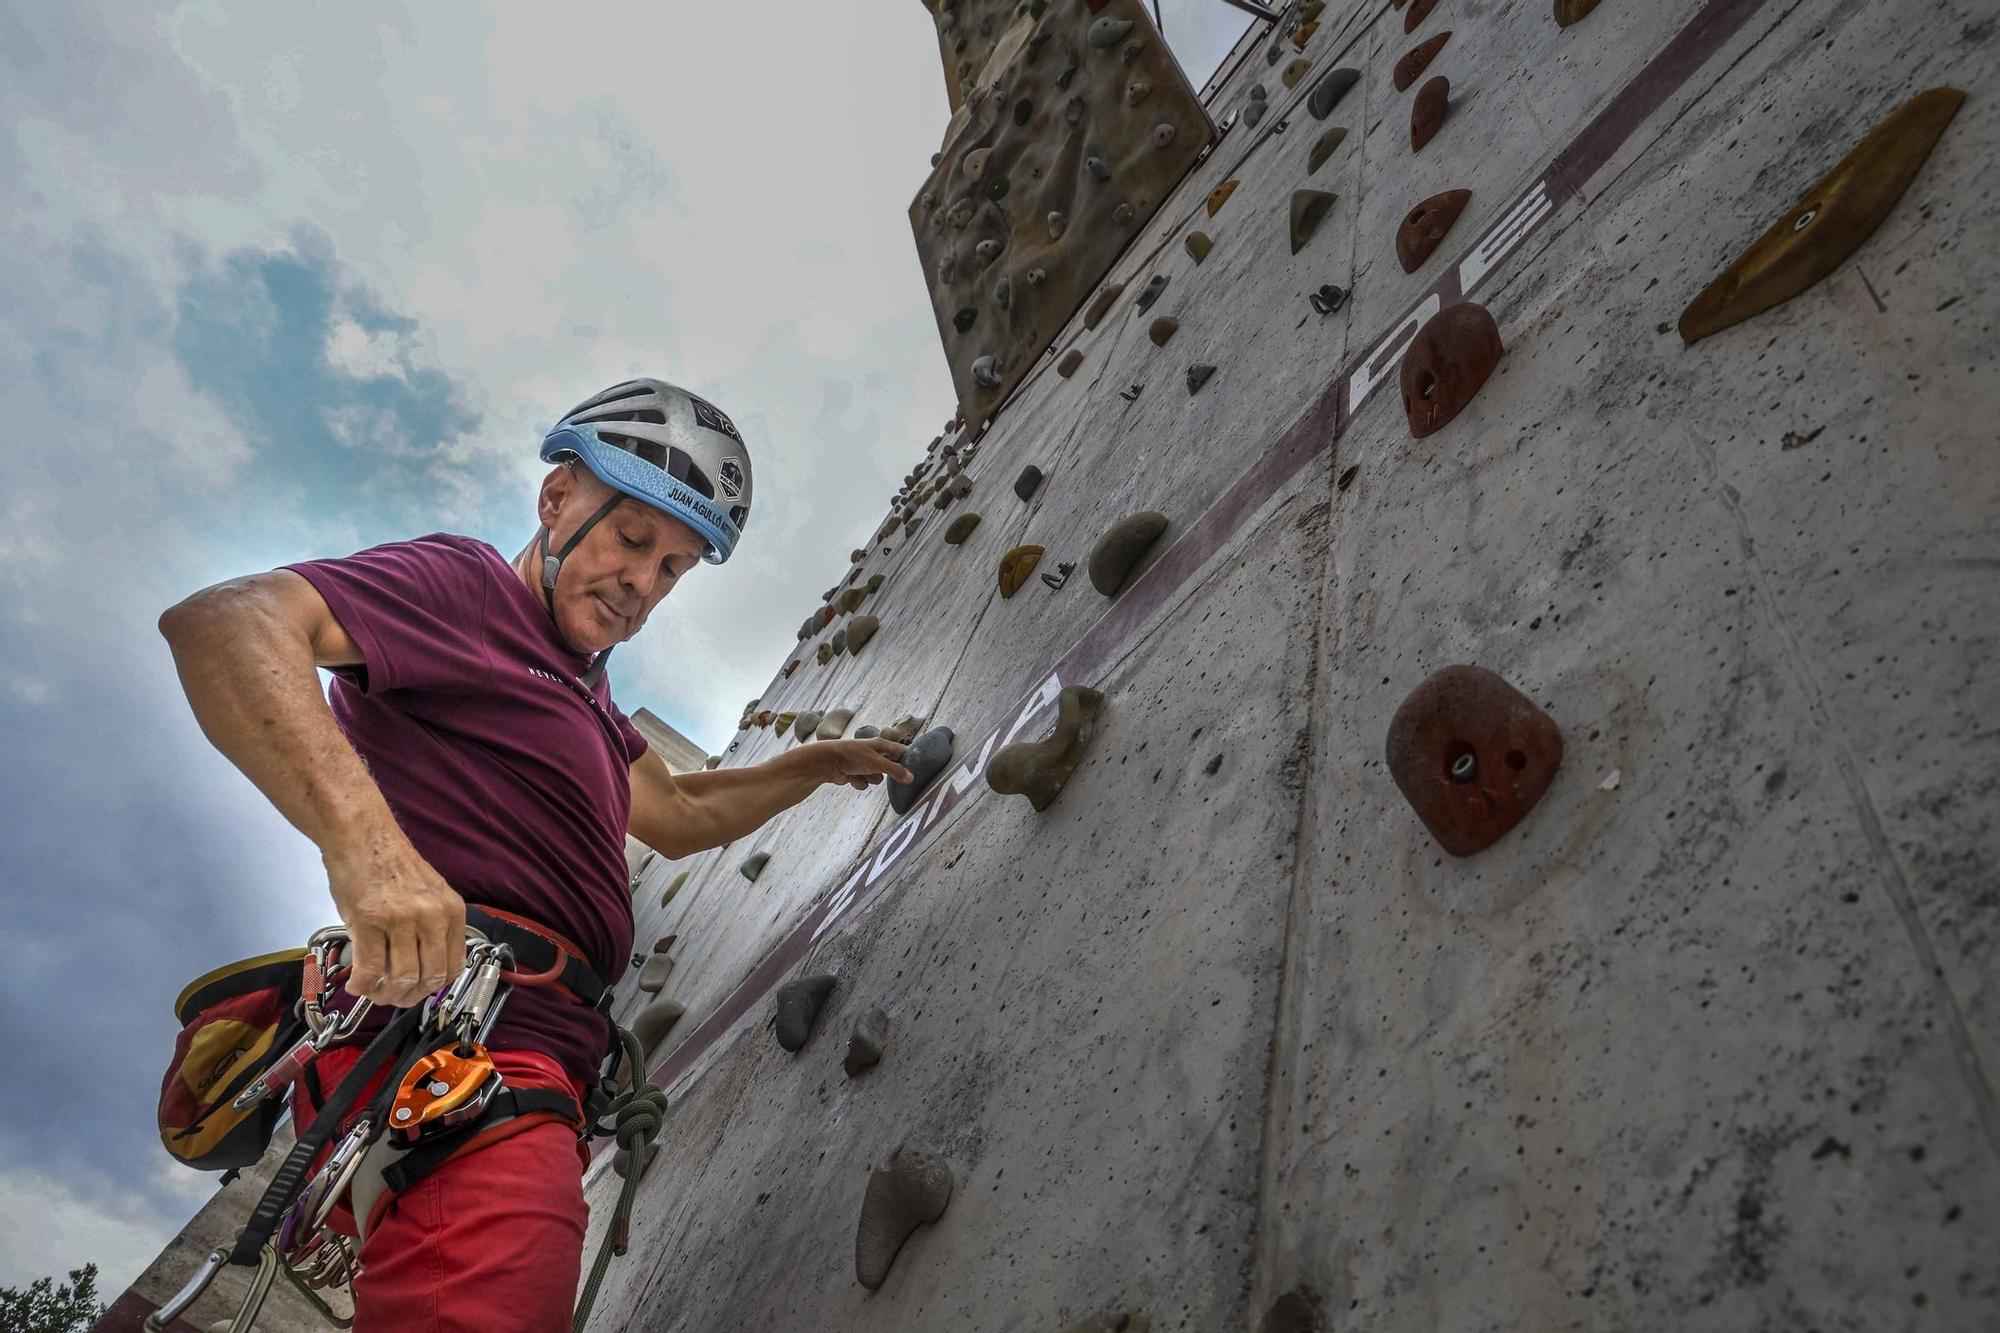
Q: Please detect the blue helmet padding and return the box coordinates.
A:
[539,426,739,563]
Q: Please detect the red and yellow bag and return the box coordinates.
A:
[158,948,309,1170]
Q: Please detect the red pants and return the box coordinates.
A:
[294,1046,591,1332]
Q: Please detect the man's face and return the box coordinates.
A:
[540,465,707,653]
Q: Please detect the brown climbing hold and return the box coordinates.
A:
[632,995,684,1058]
[1281,58,1311,90]
[1385,665,1563,856]
[1402,302,1502,438]
[1261,1285,1325,1333]
[1185,231,1213,264]
[660,870,688,909]
[817,708,854,740]
[783,660,800,678]
[1148,317,1178,347]
[1206,179,1239,216]
[754,710,773,727]
[774,712,797,737]
[847,614,880,655]
[1089,511,1168,597]
[945,512,982,545]
[1084,281,1125,331]
[813,604,835,631]
[1290,189,1336,254]
[740,851,770,881]
[1394,31,1450,91]
[878,714,930,746]
[838,586,866,613]
[1396,188,1471,272]
[845,1007,888,1077]
[1680,86,1964,344]
[774,973,835,1052]
[817,643,834,666]
[1292,20,1318,48]
[1411,76,1450,152]
[1404,0,1439,32]
[1058,348,1085,378]
[1186,364,1216,395]
[1554,0,1601,25]
[999,545,1044,598]
[1307,127,1347,175]
[855,1141,953,1289]
[988,685,1106,812]
[866,573,885,593]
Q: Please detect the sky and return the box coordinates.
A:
[0,0,1249,1299]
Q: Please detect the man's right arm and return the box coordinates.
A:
[158,570,466,1007]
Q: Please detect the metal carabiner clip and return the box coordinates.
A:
[145,1244,277,1333]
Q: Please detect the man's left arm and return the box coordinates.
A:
[629,740,914,859]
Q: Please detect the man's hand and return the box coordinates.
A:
[323,826,468,1008]
[798,737,914,791]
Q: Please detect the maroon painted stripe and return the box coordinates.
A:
[92,1288,203,1333]
[641,0,1775,1101]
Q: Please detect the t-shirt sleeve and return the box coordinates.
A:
[285,536,491,696]
[606,696,649,765]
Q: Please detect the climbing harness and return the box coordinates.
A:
[149,907,663,1333]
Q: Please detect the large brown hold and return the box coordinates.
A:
[1393,31,1450,91]
[855,1141,954,1289]
[1385,665,1563,856]
[1088,511,1168,596]
[1679,86,1964,343]
[1396,188,1471,272]
[999,544,1044,598]
[1411,76,1450,152]
[1554,0,1602,26]
[1402,302,1502,438]
[988,684,1106,811]
[1404,0,1439,32]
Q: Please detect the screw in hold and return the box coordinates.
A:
[1310,284,1347,315]
[1449,752,1477,783]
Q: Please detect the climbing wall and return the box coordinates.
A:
[106,1,2000,1330]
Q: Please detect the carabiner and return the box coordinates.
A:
[146,1247,226,1329]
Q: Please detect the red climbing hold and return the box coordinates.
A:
[1385,665,1563,856]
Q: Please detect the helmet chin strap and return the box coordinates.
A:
[535,490,628,690]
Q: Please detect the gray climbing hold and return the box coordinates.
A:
[974,238,1001,266]
[985,174,1010,201]
[1047,210,1067,239]
[817,708,854,741]
[1187,363,1217,394]
[794,711,824,740]
[866,573,885,593]
[637,951,674,994]
[1308,67,1359,119]
[994,274,1012,308]
[1125,79,1152,107]
[1064,95,1086,125]
[1089,511,1169,596]
[854,724,881,740]
[961,147,990,182]
[830,626,848,655]
[1087,16,1133,48]
[1249,84,1268,102]
[612,1141,661,1182]
[1014,96,1033,125]
[1290,189,1336,254]
[1112,202,1135,226]
[845,1007,889,1077]
[1058,348,1085,378]
[1015,465,1044,501]
[1085,155,1111,181]
[1135,274,1168,310]
[1084,281,1125,330]
[1025,266,1047,286]
[1243,100,1267,127]
[953,306,977,333]
[633,995,685,1058]
[856,1141,954,1290]
[847,614,880,655]
[839,586,867,613]
[971,356,1001,390]
[945,512,982,545]
[740,851,771,881]
[774,973,836,1053]
[987,685,1107,812]
[703,755,722,770]
[888,726,955,815]
[1152,122,1176,148]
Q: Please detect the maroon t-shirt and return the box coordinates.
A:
[286,533,645,1089]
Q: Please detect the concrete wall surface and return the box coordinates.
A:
[110,0,1998,1329]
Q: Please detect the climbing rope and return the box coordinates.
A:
[572,1025,667,1333]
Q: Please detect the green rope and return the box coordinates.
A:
[572,1025,666,1333]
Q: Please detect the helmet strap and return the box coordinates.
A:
[536,490,628,687]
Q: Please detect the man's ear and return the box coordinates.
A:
[538,462,577,529]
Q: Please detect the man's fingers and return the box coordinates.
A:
[344,924,387,1001]
[382,929,425,1007]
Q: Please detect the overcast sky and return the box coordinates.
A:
[0,0,1248,1297]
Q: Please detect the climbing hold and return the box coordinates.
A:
[1337,464,1360,492]
[1088,16,1133,48]
[902,515,925,539]
[1411,76,1450,152]
[817,709,855,741]
[1125,80,1152,107]
[987,685,1107,811]
[973,238,1001,266]
[794,710,824,740]
[847,615,880,655]
[945,512,982,545]
[1084,281,1124,330]
[1065,95,1087,125]
[854,725,881,740]
[1025,266,1047,286]
[985,174,1010,201]
[994,273,1011,308]
[845,1007,889,1077]
[1293,20,1319,48]
[1290,189,1336,254]
[703,755,722,770]
[1186,364,1216,395]
[1048,210,1067,239]
[1014,465,1044,501]
[784,659,800,678]
[1085,155,1112,181]
[1040,559,1075,591]
[1058,348,1086,378]
[971,355,1002,390]
[1396,188,1471,272]
[817,642,834,666]
[633,995,685,1058]
[1062,1316,1152,1333]
[830,626,848,656]
[1243,100,1268,128]
[1148,317,1179,346]
[1385,665,1563,856]
[1111,202,1135,226]
[1402,302,1502,438]
[888,726,955,815]
[1014,96,1033,124]
[1555,0,1601,24]
[879,714,930,746]
[866,573,885,593]
[839,587,867,613]
[1394,31,1451,91]
[999,545,1044,598]
[1261,1286,1324,1333]
[1185,231,1213,263]
[1121,40,1143,66]
[754,710,774,728]
[1404,0,1439,31]
[1281,58,1311,90]
[1135,274,1169,311]
[775,713,797,737]
[961,147,990,182]
[660,870,688,909]
[1680,86,1964,343]
[1089,511,1169,596]
[774,973,836,1052]
[637,951,674,994]
[1206,180,1239,216]
[855,1141,954,1290]
[814,604,836,630]
[1152,123,1177,149]
[1307,68,1358,120]
[1307,127,1347,175]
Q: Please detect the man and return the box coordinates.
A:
[159,378,910,1330]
